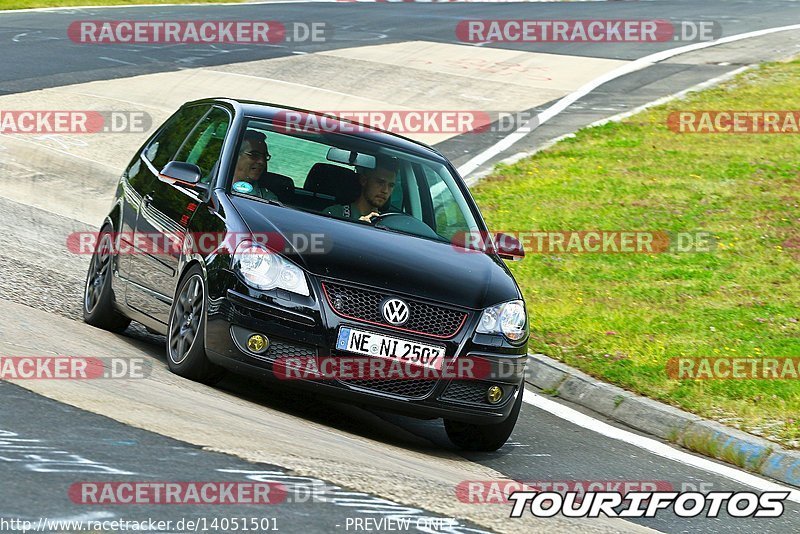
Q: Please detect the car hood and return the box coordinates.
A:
[230,196,521,309]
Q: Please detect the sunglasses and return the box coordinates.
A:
[242,150,271,161]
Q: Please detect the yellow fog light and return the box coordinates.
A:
[247,334,270,354]
[486,385,504,404]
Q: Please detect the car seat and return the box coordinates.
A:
[299,163,361,211]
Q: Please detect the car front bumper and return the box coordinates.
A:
[205,282,528,425]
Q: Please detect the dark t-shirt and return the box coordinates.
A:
[323,203,362,220]
[324,203,400,220]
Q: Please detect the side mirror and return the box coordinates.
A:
[493,233,525,261]
[159,161,204,188]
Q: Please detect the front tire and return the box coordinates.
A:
[444,388,523,452]
[83,226,131,332]
[166,265,225,385]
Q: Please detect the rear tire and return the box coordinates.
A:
[444,388,523,452]
[83,226,131,332]
[166,265,226,385]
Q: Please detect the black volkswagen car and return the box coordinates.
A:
[83,98,528,451]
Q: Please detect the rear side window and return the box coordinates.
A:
[256,128,350,188]
[144,105,210,171]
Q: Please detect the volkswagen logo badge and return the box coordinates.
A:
[382,298,410,326]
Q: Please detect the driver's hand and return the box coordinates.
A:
[359,212,381,222]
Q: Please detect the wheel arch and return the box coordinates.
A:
[106,201,123,231]
[176,255,208,295]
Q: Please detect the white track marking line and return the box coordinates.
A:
[458,23,800,177]
[522,389,800,503]
[464,64,753,186]
[0,0,603,14]
[99,56,137,66]
[582,65,751,128]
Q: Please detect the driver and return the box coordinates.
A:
[231,130,279,201]
[324,157,398,222]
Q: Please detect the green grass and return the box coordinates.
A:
[0,0,243,9]
[472,59,800,448]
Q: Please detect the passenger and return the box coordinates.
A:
[231,130,278,201]
[324,157,398,222]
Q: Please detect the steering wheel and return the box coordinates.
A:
[368,212,406,225]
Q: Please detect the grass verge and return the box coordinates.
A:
[0,0,243,10]
[472,59,800,448]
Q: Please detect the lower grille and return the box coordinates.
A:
[255,338,317,362]
[441,381,515,406]
[230,325,317,363]
[231,325,317,362]
[342,378,437,399]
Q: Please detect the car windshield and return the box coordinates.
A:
[229,117,481,242]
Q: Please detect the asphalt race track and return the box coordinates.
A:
[1,1,800,533]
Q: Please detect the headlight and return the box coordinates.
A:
[233,241,310,297]
[476,300,527,341]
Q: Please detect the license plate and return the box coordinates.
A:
[336,327,445,370]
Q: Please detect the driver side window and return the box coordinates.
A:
[174,107,230,184]
[423,165,469,240]
[145,105,210,171]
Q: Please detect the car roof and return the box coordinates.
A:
[186,97,449,163]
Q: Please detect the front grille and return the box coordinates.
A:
[343,378,437,399]
[440,381,515,406]
[322,282,467,338]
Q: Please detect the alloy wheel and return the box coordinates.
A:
[84,233,113,314]
[169,274,204,365]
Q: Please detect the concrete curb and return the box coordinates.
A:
[525,353,800,489]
